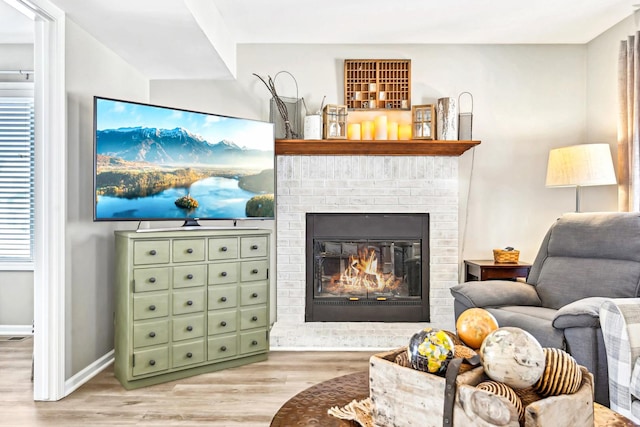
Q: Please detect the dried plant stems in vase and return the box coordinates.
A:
[253,73,299,139]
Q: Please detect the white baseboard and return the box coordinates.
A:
[0,325,33,335]
[64,350,114,396]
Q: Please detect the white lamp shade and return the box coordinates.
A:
[546,143,617,187]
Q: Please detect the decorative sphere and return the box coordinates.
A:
[456,308,499,349]
[408,328,455,375]
[479,327,545,389]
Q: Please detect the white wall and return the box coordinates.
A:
[0,43,34,329]
[152,43,595,267]
[64,20,148,378]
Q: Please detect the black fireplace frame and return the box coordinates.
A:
[305,213,430,322]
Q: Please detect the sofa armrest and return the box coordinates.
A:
[600,298,640,421]
[450,281,541,309]
[552,297,608,329]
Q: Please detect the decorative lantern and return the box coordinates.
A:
[411,104,435,140]
[322,105,348,139]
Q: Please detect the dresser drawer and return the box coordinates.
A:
[173,264,206,289]
[240,236,268,258]
[133,347,169,377]
[172,314,205,341]
[240,306,268,330]
[172,339,205,368]
[209,237,238,260]
[208,336,238,361]
[240,330,268,354]
[240,282,268,306]
[133,319,169,348]
[133,267,170,293]
[208,285,237,310]
[173,288,205,315]
[208,262,238,285]
[208,309,237,335]
[133,293,169,320]
[240,260,269,282]
[134,240,170,265]
[173,239,205,263]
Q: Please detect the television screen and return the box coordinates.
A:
[93,96,275,222]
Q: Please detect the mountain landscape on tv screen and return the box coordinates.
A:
[95,126,275,219]
[97,126,272,166]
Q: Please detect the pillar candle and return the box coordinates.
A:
[347,123,361,140]
[374,115,387,140]
[361,121,374,140]
[387,122,398,140]
[399,124,412,140]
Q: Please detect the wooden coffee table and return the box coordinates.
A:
[270,371,638,426]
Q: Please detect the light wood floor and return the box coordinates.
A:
[0,337,372,426]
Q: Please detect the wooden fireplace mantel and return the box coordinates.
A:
[275,139,480,156]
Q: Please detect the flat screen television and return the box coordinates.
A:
[93,96,275,225]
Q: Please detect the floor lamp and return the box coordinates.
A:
[545,144,617,212]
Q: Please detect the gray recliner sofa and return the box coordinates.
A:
[450,212,640,406]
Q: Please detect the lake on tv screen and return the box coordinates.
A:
[96,176,260,220]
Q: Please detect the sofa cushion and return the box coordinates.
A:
[552,297,608,329]
[547,212,640,262]
[486,306,565,349]
[535,257,640,309]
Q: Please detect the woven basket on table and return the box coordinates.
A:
[493,249,520,263]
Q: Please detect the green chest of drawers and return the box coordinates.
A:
[114,228,271,389]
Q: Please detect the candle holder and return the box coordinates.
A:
[412,104,435,140]
[322,104,348,139]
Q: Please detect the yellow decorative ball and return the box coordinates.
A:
[408,328,455,375]
[456,308,499,349]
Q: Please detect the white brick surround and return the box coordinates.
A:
[271,155,459,350]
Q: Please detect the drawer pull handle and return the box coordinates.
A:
[149,250,157,256]
[186,274,193,280]
[221,246,228,252]
[149,305,156,311]
[149,359,156,366]
[220,296,227,302]
[251,316,258,321]
[186,300,193,306]
[186,325,193,331]
[221,271,227,277]
[149,332,156,338]
[149,277,156,283]
[251,340,258,346]
[220,321,227,327]
[221,346,227,351]
[187,248,193,254]
[251,292,258,298]
[186,352,193,358]
[251,244,258,250]
[252,269,259,274]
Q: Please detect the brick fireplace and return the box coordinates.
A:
[271,154,459,350]
[306,212,430,322]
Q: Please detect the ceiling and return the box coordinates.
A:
[1,0,636,80]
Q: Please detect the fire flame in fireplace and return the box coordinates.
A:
[332,248,401,294]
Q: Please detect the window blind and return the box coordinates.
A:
[0,96,34,263]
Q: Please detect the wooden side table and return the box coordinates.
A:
[464,259,532,282]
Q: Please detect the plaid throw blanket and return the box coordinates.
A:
[600,298,640,423]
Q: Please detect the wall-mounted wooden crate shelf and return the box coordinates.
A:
[344,59,411,110]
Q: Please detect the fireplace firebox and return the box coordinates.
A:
[305,213,429,322]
